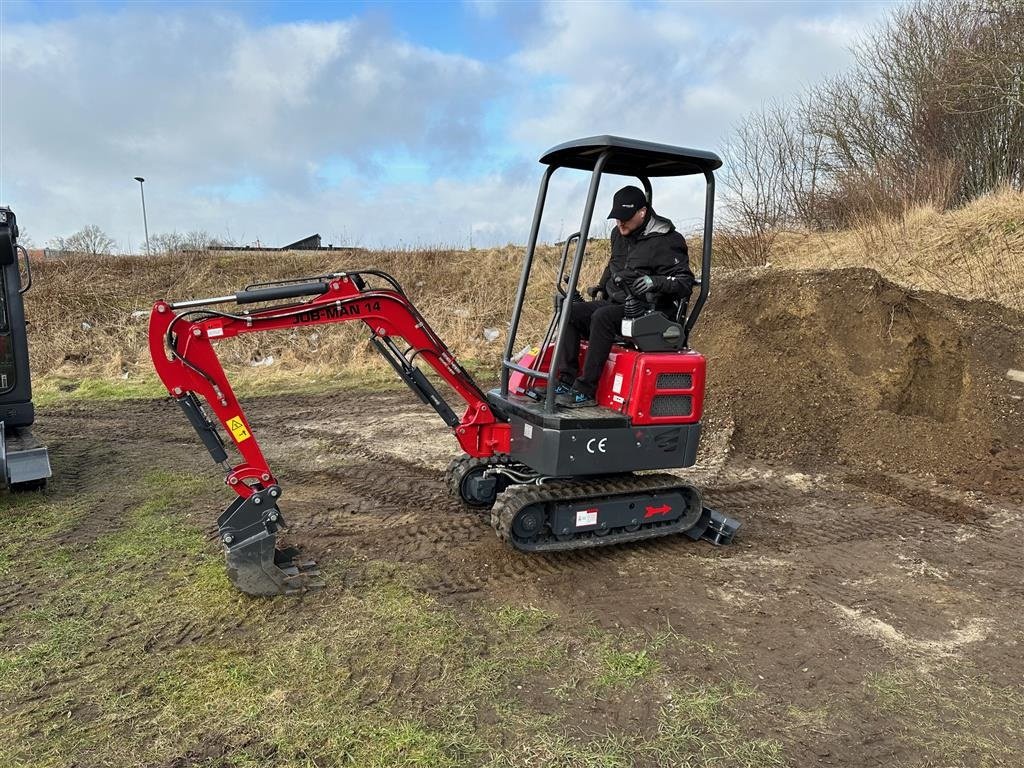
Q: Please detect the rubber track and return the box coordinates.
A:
[491,472,703,552]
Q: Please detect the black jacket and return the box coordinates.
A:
[599,212,695,310]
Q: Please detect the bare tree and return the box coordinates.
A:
[49,225,117,257]
[943,0,1024,112]
[810,0,1023,218]
[722,95,831,259]
[721,105,790,264]
[150,230,216,254]
[724,0,1024,238]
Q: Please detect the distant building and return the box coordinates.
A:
[211,233,355,252]
[282,234,322,250]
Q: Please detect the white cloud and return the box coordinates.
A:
[1,7,497,246]
[0,1,892,251]
[495,0,890,238]
[506,0,887,152]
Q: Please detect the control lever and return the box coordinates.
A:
[613,275,650,320]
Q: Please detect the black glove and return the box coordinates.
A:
[586,285,604,299]
[631,275,660,295]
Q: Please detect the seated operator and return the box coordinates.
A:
[555,184,695,408]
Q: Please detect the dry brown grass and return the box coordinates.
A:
[25,242,608,383]
[769,186,1024,309]
[24,188,1021,387]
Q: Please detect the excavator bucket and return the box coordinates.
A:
[216,487,323,596]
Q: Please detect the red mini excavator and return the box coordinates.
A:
[149,136,740,595]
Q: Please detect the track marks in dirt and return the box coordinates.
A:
[12,391,1024,768]
[845,471,991,525]
[270,433,489,566]
[688,471,1018,681]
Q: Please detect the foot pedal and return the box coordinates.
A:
[685,506,741,546]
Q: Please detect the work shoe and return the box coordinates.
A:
[556,388,597,408]
[526,380,572,401]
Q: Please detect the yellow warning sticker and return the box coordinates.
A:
[227,416,252,443]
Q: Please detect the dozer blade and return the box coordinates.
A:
[217,487,323,596]
[686,506,741,546]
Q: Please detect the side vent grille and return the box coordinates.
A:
[656,373,692,389]
[650,395,693,417]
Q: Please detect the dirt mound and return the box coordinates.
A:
[698,267,1024,492]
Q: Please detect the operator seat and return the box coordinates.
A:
[616,293,691,352]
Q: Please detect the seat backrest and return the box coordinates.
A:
[621,310,685,352]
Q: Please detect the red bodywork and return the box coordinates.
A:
[149,276,511,500]
[508,343,706,425]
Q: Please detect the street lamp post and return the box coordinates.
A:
[133,176,150,256]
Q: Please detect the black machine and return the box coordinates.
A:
[0,207,51,491]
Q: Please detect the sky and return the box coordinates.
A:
[0,0,893,252]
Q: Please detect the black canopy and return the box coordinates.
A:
[539,135,721,177]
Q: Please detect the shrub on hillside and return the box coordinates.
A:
[724,0,1024,253]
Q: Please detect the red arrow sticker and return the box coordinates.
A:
[644,504,672,518]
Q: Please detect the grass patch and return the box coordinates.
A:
[1,464,785,768]
[32,375,167,406]
[33,355,497,408]
[491,604,557,635]
[648,679,783,768]
[0,490,106,577]
[0,611,97,694]
[93,470,211,567]
[596,645,657,689]
[866,666,1024,765]
[485,732,636,768]
[1,567,785,768]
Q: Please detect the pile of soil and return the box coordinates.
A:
[697,267,1024,495]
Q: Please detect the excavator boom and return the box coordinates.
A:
[149,270,511,594]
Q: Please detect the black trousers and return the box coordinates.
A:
[555,300,625,396]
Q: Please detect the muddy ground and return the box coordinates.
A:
[5,268,1024,767]
[7,382,1020,767]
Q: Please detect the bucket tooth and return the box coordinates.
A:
[217,487,323,596]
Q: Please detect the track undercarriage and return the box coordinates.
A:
[446,454,739,553]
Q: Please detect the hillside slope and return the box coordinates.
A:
[769,187,1024,310]
[23,194,1024,485]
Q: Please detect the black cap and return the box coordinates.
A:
[607,185,648,221]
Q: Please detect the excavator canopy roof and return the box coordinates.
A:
[539,135,722,177]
